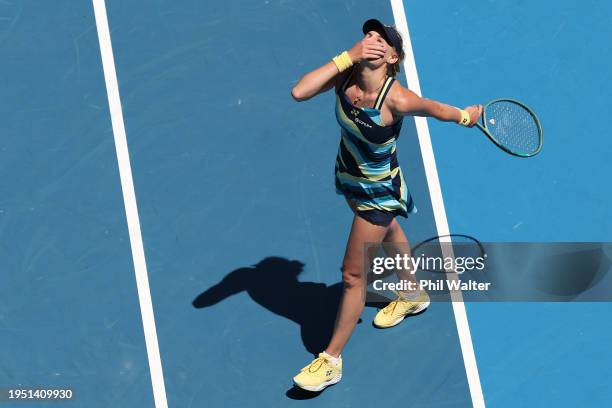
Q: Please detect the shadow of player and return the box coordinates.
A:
[192,256,425,399]
[192,257,394,353]
[193,257,346,355]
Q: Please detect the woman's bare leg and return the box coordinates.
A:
[324,215,389,357]
[383,219,418,294]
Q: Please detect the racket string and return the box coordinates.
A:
[486,101,541,155]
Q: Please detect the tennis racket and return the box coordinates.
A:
[473,99,543,157]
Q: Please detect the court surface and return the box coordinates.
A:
[1,0,611,407]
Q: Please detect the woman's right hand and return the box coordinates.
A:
[463,105,483,127]
[347,37,387,64]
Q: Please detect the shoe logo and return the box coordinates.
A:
[325,370,333,377]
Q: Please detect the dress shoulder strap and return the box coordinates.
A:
[373,77,395,110]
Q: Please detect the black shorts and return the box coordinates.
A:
[355,208,402,227]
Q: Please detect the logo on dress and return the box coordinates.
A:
[354,117,372,128]
[350,108,360,117]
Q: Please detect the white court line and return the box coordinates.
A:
[92,1,169,407]
[390,1,486,407]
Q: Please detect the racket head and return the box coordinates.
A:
[476,98,543,157]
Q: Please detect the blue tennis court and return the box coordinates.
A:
[1,0,611,407]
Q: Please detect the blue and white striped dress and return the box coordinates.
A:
[334,68,416,226]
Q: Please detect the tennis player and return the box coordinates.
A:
[290,19,482,392]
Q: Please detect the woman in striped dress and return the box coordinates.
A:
[290,19,482,391]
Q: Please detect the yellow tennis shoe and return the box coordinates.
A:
[373,290,430,328]
[293,353,342,392]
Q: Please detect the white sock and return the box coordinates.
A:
[401,289,421,300]
[322,351,340,366]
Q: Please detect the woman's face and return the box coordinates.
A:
[363,30,398,68]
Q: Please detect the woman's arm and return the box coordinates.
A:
[387,85,482,126]
[290,61,340,102]
[291,37,387,102]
